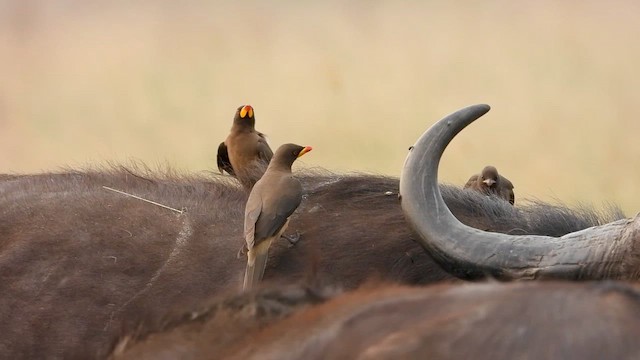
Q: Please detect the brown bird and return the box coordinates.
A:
[242,143,312,290]
[217,105,274,189]
[464,165,515,205]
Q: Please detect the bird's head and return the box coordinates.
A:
[271,144,312,169]
[234,105,256,127]
[480,165,499,188]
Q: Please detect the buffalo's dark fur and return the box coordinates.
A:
[114,281,640,360]
[451,188,624,235]
[0,166,624,358]
[110,281,342,359]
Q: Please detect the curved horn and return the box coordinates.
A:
[399,104,640,280]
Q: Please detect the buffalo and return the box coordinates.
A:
[0,113,626,358]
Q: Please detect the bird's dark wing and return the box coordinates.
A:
[216,142,235,175]
[244,189,263,251]
[499,175,515,205]
[256,132,274,162]
[253,178,302,241]
[463,174,479,189]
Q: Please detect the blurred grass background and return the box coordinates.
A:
[0,0,638,213]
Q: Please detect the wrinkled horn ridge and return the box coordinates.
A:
[399,104,640,281]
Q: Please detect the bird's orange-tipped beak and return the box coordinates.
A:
[298,146,312,158]
[240,105,254,119]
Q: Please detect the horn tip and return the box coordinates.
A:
[471,103,491,113]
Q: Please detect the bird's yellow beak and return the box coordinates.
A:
[482,179,496,186]
[298,146,312,158]
[240,105,254,119]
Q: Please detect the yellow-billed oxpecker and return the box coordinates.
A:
[464,165,515,205]
[217,105,274,189]
[242,143,312,290]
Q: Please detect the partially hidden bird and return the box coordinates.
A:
[464,165,515,205]
[242,143,312,290]
[217,105,273,189]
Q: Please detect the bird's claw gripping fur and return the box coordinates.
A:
[282,231,301,247]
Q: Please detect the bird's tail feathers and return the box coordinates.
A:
[243,240,272,290]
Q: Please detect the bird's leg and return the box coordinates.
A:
[281,230,301,247]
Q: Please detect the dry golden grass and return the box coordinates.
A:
[0,1,639,213]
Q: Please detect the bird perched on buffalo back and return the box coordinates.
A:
[464,165,515,205]
[217,105,273,189]
[242,143,312,290]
